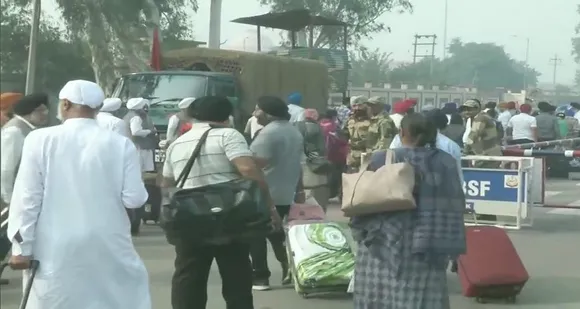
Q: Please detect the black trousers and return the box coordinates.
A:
[329,162,345,199]
[171,241,254,309]
[250,205,290,280]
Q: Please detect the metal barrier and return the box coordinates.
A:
[501,147,580,208]
[502,137,580,149]
[462,156,535,230]
[502,149,580,157]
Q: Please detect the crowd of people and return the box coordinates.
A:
[0,82,579,309]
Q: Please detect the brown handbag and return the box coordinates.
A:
[341,150,416,217]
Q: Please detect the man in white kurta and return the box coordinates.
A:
[124,98,156,172]
[96,97,129,137]
[6,80,151,309]
[160,97,195,148]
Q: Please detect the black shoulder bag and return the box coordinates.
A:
[161,127,271,245]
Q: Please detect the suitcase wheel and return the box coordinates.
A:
[299,292,309,299]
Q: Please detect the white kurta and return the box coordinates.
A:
[166,114,180,142]
[288,104,306,123]
[129,115,155,172]
[0,117,35,204]
[96,112,130,138]
[7,118,151,309]
[244,116,263,139]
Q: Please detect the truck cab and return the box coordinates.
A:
[110,70,241,162]
[111,70,240,131]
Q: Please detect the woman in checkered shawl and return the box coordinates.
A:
[351,113,466,309]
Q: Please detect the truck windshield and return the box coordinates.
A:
[119,74,207,127]
[121,74,207,104]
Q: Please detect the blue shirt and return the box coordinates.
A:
[389,132,464,183]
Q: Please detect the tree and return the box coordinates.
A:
[13,0,198,92]
[554,84,572,94]
[572,4,580,87]
[260,0,413,48]
[0,0,94,93]
[349,47,392,86]
[387,39,540,91]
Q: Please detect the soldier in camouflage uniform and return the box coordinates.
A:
[366,96,398,152]
[460,99,503,168]
[343,96,371,171]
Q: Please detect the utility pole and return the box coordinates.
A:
[208,0,223,49]
[443,0,448,59]
[412,34,437,81]
[549,54,562,85]
[25,0,41,94]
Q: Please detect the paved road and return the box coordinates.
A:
[2,180,580,309]
[544,179,580,207]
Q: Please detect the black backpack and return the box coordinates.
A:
[160,126,271,245]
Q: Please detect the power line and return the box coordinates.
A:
[412,34,437,82]
[549,54,562,85]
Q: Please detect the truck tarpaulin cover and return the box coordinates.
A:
[163,48,330,116]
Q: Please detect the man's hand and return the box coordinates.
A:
[9,255,31,270]
[295,190,306,204]
[270,208,282,231]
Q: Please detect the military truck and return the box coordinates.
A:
[109,48,329,231]
[111,48,330,148]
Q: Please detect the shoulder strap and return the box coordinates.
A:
[385,149,395,164]
[175,127,214,188]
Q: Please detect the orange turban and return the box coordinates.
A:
[0,92,23,111]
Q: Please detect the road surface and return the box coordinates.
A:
[2,180,580,308]
[544,179,580,208]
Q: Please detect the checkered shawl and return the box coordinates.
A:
[351,148,467,260]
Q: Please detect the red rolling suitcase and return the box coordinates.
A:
[457,226,529,303]
[287,201,325,223]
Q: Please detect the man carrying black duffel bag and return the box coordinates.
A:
[160,96,280,309]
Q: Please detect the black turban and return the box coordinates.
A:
[257,96,290,120]
[537,101,553,112]
[12,93,48,116]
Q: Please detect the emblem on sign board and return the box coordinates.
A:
[504,175,519,188]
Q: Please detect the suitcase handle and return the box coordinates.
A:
[464,208,478,225]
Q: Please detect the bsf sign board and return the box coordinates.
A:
[462,168,529,221]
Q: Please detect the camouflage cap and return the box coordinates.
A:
[350,95,369,106]
[460,99,481,109]
[367,96,385,105]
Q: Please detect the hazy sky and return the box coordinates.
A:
[45,0,579,85]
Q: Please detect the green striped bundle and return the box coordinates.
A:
[295,223,355,287]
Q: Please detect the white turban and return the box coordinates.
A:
[100,98,122,112]
[59,80,105,109]
[127,97,150,110]
[178,97,195,109]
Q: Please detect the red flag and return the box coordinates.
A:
[150,27,161,71]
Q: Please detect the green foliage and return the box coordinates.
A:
[0,0,94,92]
[53,0,197,40]
[385,39,540,91]
[260,0,412,48]
[349,46,392,86]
